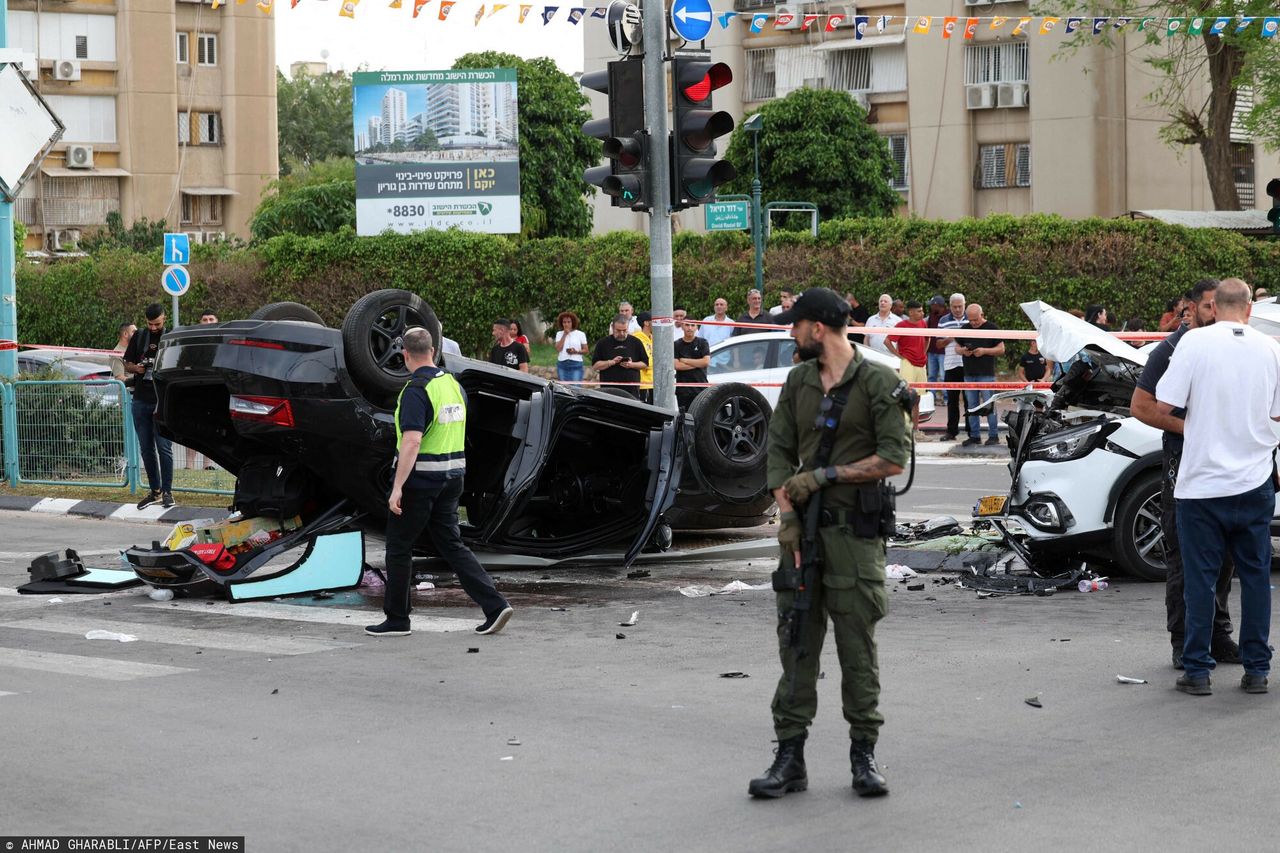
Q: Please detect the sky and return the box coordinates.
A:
[274,0,586,77]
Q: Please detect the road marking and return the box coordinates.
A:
[0,615,359,656]
[137,599,476,632]
[0,647,195,681]
[0,588,21,597]
[31,498,80,514]
[0,690,16,697]
[108,504,172,522]
[911,458,1008,467]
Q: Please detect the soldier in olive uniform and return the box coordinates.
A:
[749,288,910,800]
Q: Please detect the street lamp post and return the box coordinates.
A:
[743,113,764,294]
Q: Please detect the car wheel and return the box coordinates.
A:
[248,301,325,324]
[1113,469,1167,582]
[341,289,441,405]
[689,382,771,478]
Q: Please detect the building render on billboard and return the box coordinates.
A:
[381,87,408,144]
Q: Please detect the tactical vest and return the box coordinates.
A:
[395,373,466,480]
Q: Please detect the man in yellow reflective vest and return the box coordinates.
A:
[366,327,514,637]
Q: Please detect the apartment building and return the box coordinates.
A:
[582,1,1280,233]
[7,0,277,252]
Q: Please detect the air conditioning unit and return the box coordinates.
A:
[774,5,802,30]
[965,83,996,110]
[997,82,1029,108]
[53,59,81,81]
[66,144,94,168]
[963,0,992,6]
[184,231,204,245]
[50,229,81,251]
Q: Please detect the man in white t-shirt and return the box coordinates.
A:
[862,293,901,357]
[1155,278,1280,696]
[936,293,968,440]
[701,297,733,347]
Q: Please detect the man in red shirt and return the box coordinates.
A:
[887,299,928,434]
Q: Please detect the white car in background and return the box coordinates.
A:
[706,330,935,420]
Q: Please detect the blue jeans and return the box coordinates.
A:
[1176,480,1275,679]
[964,375,998,438]
[927,352,947,402]
[557,360,584,382]
[130,398,173,493]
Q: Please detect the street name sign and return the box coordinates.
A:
[704,200,750,231]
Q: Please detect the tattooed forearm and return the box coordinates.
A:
[831,455,903,484]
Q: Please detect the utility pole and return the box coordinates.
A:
[0,0,16,387]
[641,0,675,410]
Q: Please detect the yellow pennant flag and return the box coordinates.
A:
[489,3,507,14]
[389,0,401,7]
[237,0,246,5]
[1012,16,1031,35]
[1039,16,1059,34]
[474,3,484,22]
[256,0,272,11]
[989,15,1007,30]
[913,15,931,34]
[212,0,223,8]
[339,0,358,16]
[518,3,531,21]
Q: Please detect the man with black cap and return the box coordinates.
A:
[749,287,910,801]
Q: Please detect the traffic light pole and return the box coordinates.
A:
[641,0,676,410]
[1,0,19,486]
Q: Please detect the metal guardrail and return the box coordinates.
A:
[0,379,234,496]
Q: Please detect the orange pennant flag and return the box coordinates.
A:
[518,4,531,21]
[438,0,454,18]
[913,15,931,34]
[1011,16,1031,35]
[989,16,1007,30]
[339,0,358,16]
[412,0,429,17]
[474,3,484,22]
[963,17,978,38]
[941,15,958,38]
[1039,16,1059,34]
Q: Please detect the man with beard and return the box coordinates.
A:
[748,287,909,800]
[1130,279,1240,670]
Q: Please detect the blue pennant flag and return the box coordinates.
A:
[1265,17,1279,37]
[590,6,606,17]
[1235,16,1254,31]
[1208,17,1229,35]
[542,5,557,23]
[1112,17,1131,28]
[568,7,584,23]
[1064,17,1082,33]
[717,10,738,28]
[1091,17,1108,34]
[750,12,767,32]
[853,14,869,39]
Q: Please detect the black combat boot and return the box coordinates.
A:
[850,739,889,797]
[748,735,807,799]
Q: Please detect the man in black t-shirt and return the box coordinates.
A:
[488,319,529,372]
[591,315,649,397]
[1129,278,1238,669]
[673,320,711,410]
[1017,341,1049,383]
[122,303,174,509]
[957,303,1004,446]
[845,293,871,344]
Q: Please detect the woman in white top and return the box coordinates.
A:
[554,310,589,382]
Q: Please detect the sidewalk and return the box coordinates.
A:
[914,425,1010,459]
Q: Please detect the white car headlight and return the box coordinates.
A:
[1025,420,1113,463]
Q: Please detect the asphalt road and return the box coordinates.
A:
[1,460,1274,853]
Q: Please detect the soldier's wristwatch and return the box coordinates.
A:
[823,465,839,484]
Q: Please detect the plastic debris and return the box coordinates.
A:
[315,591,335,599]
[467,647,479,653]
[906,582,925,591]
[507,738,521,746]
[1078,578,1109,592]
[1014,802,1023,809]
[1116,675,1148,684]
[620,610,639,627]
[720,671,750,679]
[1024,696,1042,708]
[271,688,279,695]
[85,630,138,643]
[616,633,626,639]
[550,607,568,612]
[47,598,63,604]
[416,582,435,590]
[500,756,514,761]
[885,564,917,581]
[148,588,175,602]
[676,580,771,597]
[626,569,651,579]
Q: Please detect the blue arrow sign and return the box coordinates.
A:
[163,233,190,265]
[161,265,191,297]
[670,0,713,41]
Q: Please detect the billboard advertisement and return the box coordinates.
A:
[352,69,520,235]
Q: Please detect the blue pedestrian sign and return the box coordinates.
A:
[163,232,190,265]
[670,0,713,41]
[161,265,191,297]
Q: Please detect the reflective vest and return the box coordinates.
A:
[395,372,466,480]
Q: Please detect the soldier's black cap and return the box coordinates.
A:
[773,287,851,328]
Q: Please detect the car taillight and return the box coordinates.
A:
[228,338,286,350]
[229,395,295,428]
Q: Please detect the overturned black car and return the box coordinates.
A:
[126,290,775,589]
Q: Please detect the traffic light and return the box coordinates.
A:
[670,58,736,211]
[1268,178,1280,235]
[581,59,649,211]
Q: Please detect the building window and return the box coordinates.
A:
[976,143,1031,189]
[176,32,189,64]
[198,112,221,144]
[177,111,191,144]
[74,34,88,59]
[42,95,117,143]
[885,134,909,192]
[181,194,223,225]
[1232,142,1255,207]
[197,33,217,67]
[745,48,776,101]
[827,44,907,95]
[964,41,1029,85]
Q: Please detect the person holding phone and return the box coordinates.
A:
[591,315,648,398]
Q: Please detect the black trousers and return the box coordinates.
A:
[383,477,507,622]
[1162,445,1234,645]
[944,365,966,437]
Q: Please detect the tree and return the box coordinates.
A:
[722,89,901,223]
[1051,1,1280,210]
[250,157,355,241]
[276,68,355,177]
[81,212,168,253]
[453,52,601,239]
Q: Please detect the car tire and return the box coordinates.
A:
[1112,469,1167,582]
[341,289,441,405]
[688,382,771,479]
[248,301,325,325]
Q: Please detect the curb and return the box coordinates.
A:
[0,495,228,526]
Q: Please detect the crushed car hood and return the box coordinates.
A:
[1022,300,1145,415]
[1021,301,1147,368]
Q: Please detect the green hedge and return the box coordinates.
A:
[15,216,1280,359]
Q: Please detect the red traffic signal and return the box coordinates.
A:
[670,58,736,210]
[675,61,732,104]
